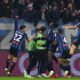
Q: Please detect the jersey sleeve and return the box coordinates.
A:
[77,23,80,28]
[25,33,28,41]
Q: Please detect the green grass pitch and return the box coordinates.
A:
[0,77,80,80]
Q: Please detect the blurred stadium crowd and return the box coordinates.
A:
[0,0,80,27]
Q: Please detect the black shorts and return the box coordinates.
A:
[73,39,80,47]
[36,50,48,62]
[28,51,37,63]
[10,47,19,57]
[60,49,70,59]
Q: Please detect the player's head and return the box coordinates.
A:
[57,28,64,34]
[35,26,46,33]
[20,25,26,32]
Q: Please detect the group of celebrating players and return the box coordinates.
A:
[4,22,80,78]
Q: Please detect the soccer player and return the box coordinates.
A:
[35,26,48,77]
[24,34,37,78]
[65,23,80,58]
[47,27,58,78]
[24,26,48,78]
[57,28,71,78]
[5,25,29,76]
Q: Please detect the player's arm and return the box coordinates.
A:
[25,34,29,43]
[29,35,36,41]
[64,25,77,29]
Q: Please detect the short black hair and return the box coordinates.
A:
[57,27,64,34]
[35,26,46,32]
[20,25,26,30]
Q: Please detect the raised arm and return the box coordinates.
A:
[64,25,77,29]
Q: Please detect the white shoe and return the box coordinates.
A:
[24,71,33,78]
[37,75,42,78]
[7,71,11,77]
[64,71,69,77]
[41,73,48,77]
[48,70,55,77]
[5,68,8,72]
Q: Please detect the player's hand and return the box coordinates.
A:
[24,49,28,53]
[64,26,69,29]
[29,35,35,41]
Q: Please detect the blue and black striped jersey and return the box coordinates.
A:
[11,30,28,49]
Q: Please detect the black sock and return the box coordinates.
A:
[27,62,36,74]
[27,54,37,74]
[47,61,56,74]
[59,64,65,71]
[53,55,58,63]
[5,59,11,68]
[60,64,71,74]
[64,65,71,74]
[68,54,72,58]
[10,62,16,73]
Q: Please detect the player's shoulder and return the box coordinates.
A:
[76,22,80,27]
[23,32,27,35]
[15,30,20,33]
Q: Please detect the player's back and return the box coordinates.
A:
[11,30,27,49]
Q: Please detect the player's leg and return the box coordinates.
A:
[7,56,18,76]
[10,57,18,73]
[58,50,71,78]
[5,47,13,72]
[58,58,69,77]
[27,51,37,74]
[47,42,58,78]
[41,50,49,77]
[63,60,71,78]
[7,48,18,76]
[68,39,79,58]
[24,51,37,78]
[68,44,76,59]
[5,54,13,72]
[47,51,57,78]
[52,42,58,63]
[37,50,48,77]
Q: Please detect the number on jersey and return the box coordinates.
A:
[63,37,67,43]
[14,33,22,42]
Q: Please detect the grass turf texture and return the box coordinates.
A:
[0,77,80,80]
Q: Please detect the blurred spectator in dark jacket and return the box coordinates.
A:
[10,0,19,9]
[0,0,12,18]
[72,9,80,23]
[23,3,39,26]
[74,0,80,10]
[33,0,47,11]
[39,6,47,21]
[60,3,74,23]
[49,4,60,28]
[25,0,32,6]
[17,0,26,18]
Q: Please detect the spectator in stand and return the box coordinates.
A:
[39,6,47,21]
[33,0,42,11]
[47,3,60,28]
[0,0,12,18]
[17,0,26,18]
[66,3,74,22]
[72,9,80,23]
[0,0,80,25]
[23,3,39,26]
[25,0,31,6]
[12,0,19,9]
[60,3,74,24]
[78,10,80,21]
[74,0,80,10]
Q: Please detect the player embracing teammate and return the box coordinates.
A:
[5,24,80,78]
[5,25,29,76]
[23,26,72,78]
